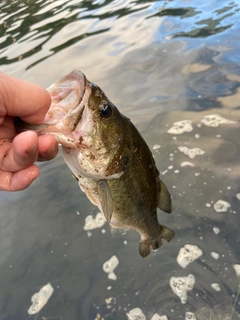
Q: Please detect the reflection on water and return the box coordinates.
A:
[1,0,240,319]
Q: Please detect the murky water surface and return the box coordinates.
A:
[1,0,240,319]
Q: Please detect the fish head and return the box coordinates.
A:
[18,70,131,180]
[67,71,130,180]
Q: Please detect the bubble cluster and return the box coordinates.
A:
[178,146,205,159]
[84,212,105,230]
[127,308,146,320]
[103,255,119,280]
[170,274,195,304]
[105,297,116,309]
[213,227,220,234]
[201,114,235,127]
[167,120,193,134]
[177,244,203,268]
[213,200,230,213]
[153,144,161,150]
[181,161,194,167]
[211,283,221,291]
[234,264,240,277]
[211,252,219,260]
[28,283,54,315]
[185,312,197,320]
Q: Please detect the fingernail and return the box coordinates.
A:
[38,145,58,162]
[27,140,38,156]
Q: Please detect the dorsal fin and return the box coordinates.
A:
[158,179,172,214]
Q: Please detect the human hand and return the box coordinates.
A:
[0,72,58,191]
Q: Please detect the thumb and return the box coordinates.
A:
[0,72,51,124]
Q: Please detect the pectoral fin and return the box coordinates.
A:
[158,179,172,214]
[97,179,113,223]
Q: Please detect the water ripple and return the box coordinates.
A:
[1,0,240,70]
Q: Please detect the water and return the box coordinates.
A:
[1,0,240,319]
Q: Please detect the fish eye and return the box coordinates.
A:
[99,101,112,119]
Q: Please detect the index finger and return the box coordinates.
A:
[0,72,51,124]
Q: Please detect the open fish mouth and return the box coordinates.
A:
[15,70,88,148]
[46,70,86,131]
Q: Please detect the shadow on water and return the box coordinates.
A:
[1,0,240,319]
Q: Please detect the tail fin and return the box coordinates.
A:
[139,225,175,258]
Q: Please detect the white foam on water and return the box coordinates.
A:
[185,312,197,320]
[234,264,240,277]
[180,161,194,167]
[177,244,203,268]
[170,274,195,304]
[211,283,221,291]
[213,227,220,234]
[178,146,205,159]
[84,212,105,230]
[105,297,116,309]
[236,193,240,200]
[201,114,235,127]
[103,255,119,280]
[211,252,219,260]
[108,272,117,280]
[213,200,231,213]
[28,283,54,315]
[161,170,168,175]
[153,144,161,150]
[127,308,146,320]
[167,120,193,134]
[151,314,168,320]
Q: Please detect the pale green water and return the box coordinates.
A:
[0,1,240,319]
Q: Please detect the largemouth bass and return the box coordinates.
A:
[16,70,174,258]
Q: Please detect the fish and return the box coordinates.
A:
[16,70,175,258]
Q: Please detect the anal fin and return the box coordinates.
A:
[111,227,128,236]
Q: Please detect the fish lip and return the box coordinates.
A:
[48,69,87,132]
[15,70,89,149]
